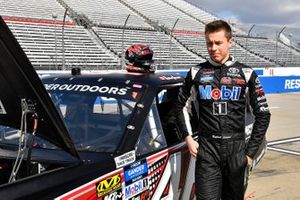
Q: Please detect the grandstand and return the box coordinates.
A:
[93,27,204,69]
[235,36,300,67]
[4,19,120,70]
[62,0,152,29]
[1,0,299,70]
[120,0,205,31]
[0,0,71,22]
[163,0,217,24]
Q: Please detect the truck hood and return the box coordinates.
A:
[0,16,79,159]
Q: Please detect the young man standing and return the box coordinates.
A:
[175,20,271,200]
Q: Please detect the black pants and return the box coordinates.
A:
[195,136,248,200]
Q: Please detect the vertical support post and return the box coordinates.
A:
[169,18,179,70]
[245,24,255,63]
[52,13,58,69]
[276,26,286,66]
[121,14,130,70]
[288,33,293,66]
[62,8,68,70]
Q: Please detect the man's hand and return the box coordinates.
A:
[246,155,253,176]
[246,156,253,165]
[185,135,199,157]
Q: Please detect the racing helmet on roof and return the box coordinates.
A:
[125,44,154,72]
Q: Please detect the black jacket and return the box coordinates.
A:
[176,58,271,158]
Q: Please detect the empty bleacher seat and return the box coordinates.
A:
[6,20,120,70]
[63,0,152,29]
[93,27,205,69]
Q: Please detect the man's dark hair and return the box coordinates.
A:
[205,20,232,39]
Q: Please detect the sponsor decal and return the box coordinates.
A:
[255,84,262,89]
[245,123,254,138]
[256,88,264,96]
[220,77,232,84]
[226,73,241,78]
[124,160,148,185]
[260,107,269,112]
[159,75,181,81]
[44,84,127,95]
[102,189,123,200]
[255,77,262,88]
[227,68,241,77]
[128,190,149,200]
[257,96,266,101]
[233,78,245,85]
[213,102,227,115]
[228,67,239,74]
[96,174,122,198]
[255,77,261,84]
[285,79,300,89]
[258,101,268,106]
[0,100,7,114]
[202,70,215,75]
[56,169,124,199]
[199,85,241,101]
[200,76,214,82]
[114,150,136,168]
[133,84,142,88]
[125,178,148,199]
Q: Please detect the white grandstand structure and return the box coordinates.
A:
[0,0,299,70]
[93,27,204,69]
[62,0,153,29]
[6,21,120,70]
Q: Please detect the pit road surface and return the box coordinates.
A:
[246,93,300,200]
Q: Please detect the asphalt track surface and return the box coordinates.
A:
[246,93,300,200]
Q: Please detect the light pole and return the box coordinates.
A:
[121,14,130,70]
[170,18,179,70]
[275,26,286,66]
[52,13,58,69]
[62,8,68,70]
[245,24,255,62]
[288,33,293,66]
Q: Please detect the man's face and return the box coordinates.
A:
[205,30,233,64]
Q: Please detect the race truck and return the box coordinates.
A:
[0,16,196,200]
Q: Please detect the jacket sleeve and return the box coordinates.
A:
[174,69,195,140]
[245,69,271,158]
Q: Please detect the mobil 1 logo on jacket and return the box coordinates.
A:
[199,85,241,101]
[199,85,242,115]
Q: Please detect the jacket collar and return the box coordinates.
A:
[207,55,236,67]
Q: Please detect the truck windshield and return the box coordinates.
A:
[44,79,145,153]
